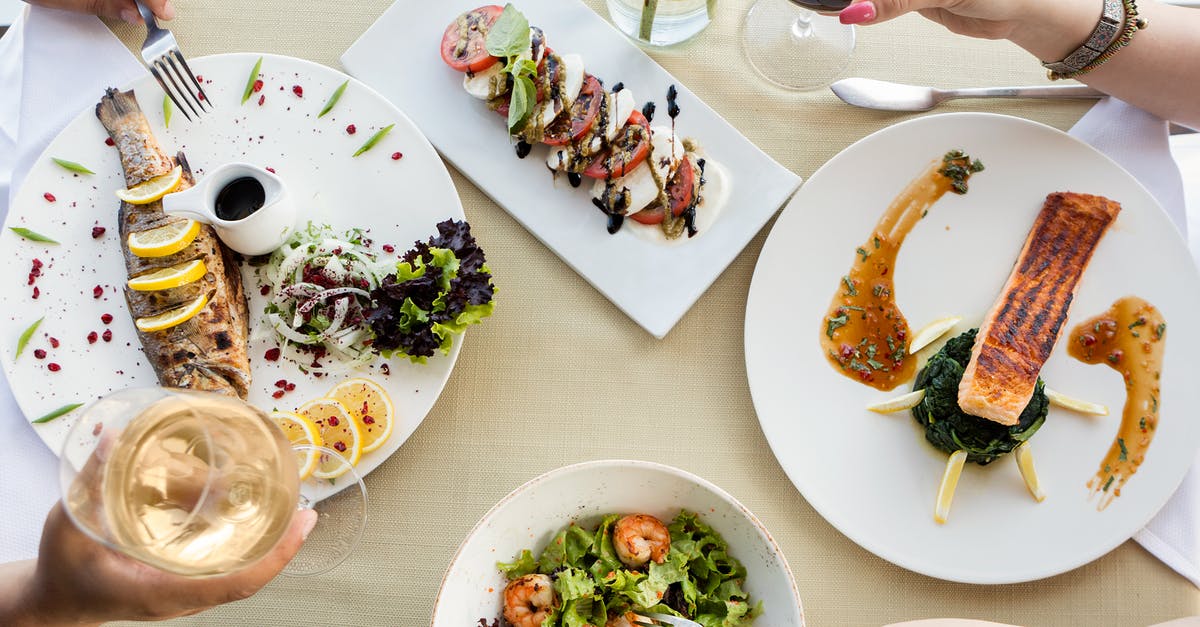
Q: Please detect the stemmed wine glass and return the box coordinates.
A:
[59,387,367,577]
[743,0,856,90]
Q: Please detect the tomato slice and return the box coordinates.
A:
[492,45,556,119]
[629,155,696,225]
[582,110,650,179]
[542,74,602,146]
[440,6,504,73]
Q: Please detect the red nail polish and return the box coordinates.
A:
[840,1,876,24]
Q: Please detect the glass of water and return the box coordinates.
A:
[607,0,718,47]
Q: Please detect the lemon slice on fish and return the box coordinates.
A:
[909,316,963,354]
[326,377,394,454]
[127,259,207,291]
[127,219,201,258]
[1014,442,1046,502]
[866,389,926,414]
[295,398,363,479]
[271,410,324,480]
[115,165,183,205]
[934,450,968,525]
[134,292,209,333]
[1046,388,1109,416]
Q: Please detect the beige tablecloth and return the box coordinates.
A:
[107,1,1199,625]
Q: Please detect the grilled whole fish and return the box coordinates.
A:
[958,192,1120,425]
[96,88,251,398]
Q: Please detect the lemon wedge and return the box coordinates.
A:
[295,398,363,479]
[934,450,968,525]
[134,292,209,332]
[909,316,963,354]
[271,411,324,480]
[127,219,201,258]
[326,377,395,454]
[127,259,207,291]
[1046,388,1109,416]
[1014,442,1046,503]
[115,165,183,205]
[866,389,926,414]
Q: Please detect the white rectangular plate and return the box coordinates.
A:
[342,0,801,338]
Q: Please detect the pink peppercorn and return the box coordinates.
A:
[346,124,357,135]
[363,416,375,425]
[43,193,56,203]
[333,441,347,452]
[264,348,281,361]
[292,85,303,97]
[91,226,106,238]
[48,337,59,348]
[102,329,112,342]
[31,287,40,299]
[87,331,98,344]
[47,363,61,372]
[285,383,296,392]
[33,349,46,359]
[327,416,340,427]
[271,390,285,400]
[382,244,395,253]
[260,285,270,296]
[391,152,403,161]
[258,95,265,106]
[93,285,103,298]
[253,79,264,93]
[274,379,287,389]
[265,167,276,173]
[104,137,114,146]
[101,313,113,324]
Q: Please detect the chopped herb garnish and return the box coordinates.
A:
[886,335,896,352]
[825,314,848,339]
[890,346,906,362]
[938,149,983,195]
[842,276,858,296]
[9,227,58,244]
[921,209,928,218]
[163,94,172,128]
[16,317,42,359]
[848,359,871,374]
[867,358,885,370]
[242,56,264,105]
[1118,438,1128,461]
[1128,318,1146,330]
[51,158,94,175]
[1140,417,1147,430]
[1107,353,1120,364]
[856,247,870,262]
[1103,475,1115,492]
[1104,464,1111,473]
[1151,396,1158,412]
[1154,323,1166,340]
[866,344,878,359]
[873,236,880,249]
[318,80,348,118]
[1094,322,1102,333]
[32,403,83,424]
[873,285,890,298]
[353,123,395,157]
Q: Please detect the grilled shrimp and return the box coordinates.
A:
[503,573,558,627]
[612,513,671,568]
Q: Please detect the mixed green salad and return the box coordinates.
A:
[497,511,759,627]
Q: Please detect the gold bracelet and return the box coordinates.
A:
[1048,0,1148,81]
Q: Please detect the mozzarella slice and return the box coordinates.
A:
[589,127,686,215]
[538,53,585,129]
[463,62,506,100]
[590,161,660,215]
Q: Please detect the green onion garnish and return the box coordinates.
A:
[51,158,94,175]
[32,403,83,424]
[241,56,264,105]
[9,228,58,244]
[16,318,43,359]
[352,124,394,157]
[164,94,173,128]
[318,80,348,118]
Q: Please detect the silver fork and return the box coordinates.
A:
[134,0,209,121]
[632,614,702,627]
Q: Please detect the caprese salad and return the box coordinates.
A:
[439,3,724,241]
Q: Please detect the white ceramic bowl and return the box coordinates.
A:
[431,460,804,626]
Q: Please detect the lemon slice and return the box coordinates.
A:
[326,377,395,454]
[115,165,183,204]
[271,410,324,480]
[295,398,363,479]
[134,292,209,332]
[1046,388,1109,416]
[909,316,963,354]
[1014,442,1046,503]
[934,450,968,525]
[127,259,207,291]
[127,219,201,258]
[866,389,926,414]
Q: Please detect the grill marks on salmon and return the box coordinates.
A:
[958,192,1121,426]
[96,88,252,398]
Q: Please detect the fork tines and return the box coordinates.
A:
[149,49,209,122]
[632,613,700,627]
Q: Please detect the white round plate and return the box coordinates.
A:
[432,460,804,626]
[745,113,1200,584]
[0,53,465,496]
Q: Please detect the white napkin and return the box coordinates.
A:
[0,5,144,563]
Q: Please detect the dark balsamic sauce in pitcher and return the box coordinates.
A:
[214,177,266,221]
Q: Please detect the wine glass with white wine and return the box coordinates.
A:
[743,0,856,90]
[59,387,367,577]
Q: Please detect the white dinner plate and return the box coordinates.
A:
[433,460,804,626]
[0,53,465,497]
[341,0,802,338]
[745,113,1200,583]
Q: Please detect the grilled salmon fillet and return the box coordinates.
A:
[96,88,252,398]
[958,192,1120,425]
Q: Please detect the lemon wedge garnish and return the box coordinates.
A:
[134,292,209,332]
[127,219,201,258]
[127,259,207,291]
[866,389,926,414]
[327,377,395,454]
[1046,388,1109,416]
[115,165,183,205]
[295,398,363,479]
[934,450,968,525]
[909,316,963,354]
[1014,442,1046,503]
[271,410,324,480]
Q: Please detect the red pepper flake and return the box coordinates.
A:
[87,331,98,344]
[93,285,103,299]
[260,285,271,296]
[253,79,264,93]
[391,152,403,161]
[43,193,56,203]
[102,329,112,342]
[47,363,61,372]
[274,379,287,389]
[265,167,276,174]
[258,94,266,106]
[264,347,281,361]
[333,441,347,452]
[382,244,395,253]
[91,226,106,238]
[346,124,357,135]
[327,415,340,427]
[31,287,40,299]
[292,85,303,97]
[362,415,375,425]
[271,390,285,399]
[33,349,46,359]
[101,313,113,324]
[48,337,59,348]
[104,137,115,146]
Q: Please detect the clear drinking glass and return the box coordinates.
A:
[59,387,367,577]
[607,0,718,47]
[743,0,856,90]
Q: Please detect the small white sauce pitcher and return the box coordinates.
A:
[162,163,296,256]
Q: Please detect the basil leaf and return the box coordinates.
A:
[9,227,59,244]
[32,403,83,424]
[507,74,536,133]
[352,123,395,157]
[51,158,94,175]
[318,80,348,118]
[16,317,43,359]
[241,56,263,105]
[163,93,173,128]
[485,4,530,58]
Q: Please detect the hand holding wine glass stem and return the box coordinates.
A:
[839,0,1200,128]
